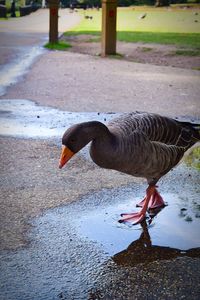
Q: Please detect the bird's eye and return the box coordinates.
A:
[70,138,76,143]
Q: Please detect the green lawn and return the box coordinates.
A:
[0,10,20,19]
[117,8,200,33]
[44,41,71,50]
[65,6,200,48]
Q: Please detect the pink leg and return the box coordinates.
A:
[119,186,155,225]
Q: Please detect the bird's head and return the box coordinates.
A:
[59,122,96,169]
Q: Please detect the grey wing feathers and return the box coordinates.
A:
[106,112,200,183]
[108,112,199,149]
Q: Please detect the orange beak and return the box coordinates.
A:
[59,145,75,169]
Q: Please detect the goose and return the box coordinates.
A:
[59,112,200,224]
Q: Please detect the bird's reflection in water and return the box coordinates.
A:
[113,211,200,266]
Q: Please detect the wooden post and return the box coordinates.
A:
[48,0,59,44]
[101,0,117,56]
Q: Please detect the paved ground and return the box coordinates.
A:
[0,8,81,66]
[0,8,200,300]
[0,8,80,34]
[2,49,200,116]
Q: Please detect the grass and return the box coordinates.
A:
[65,7,200,49]
[117,7,200,33]
[65,30,200,49]
[0,11,20,19]
[44,41,71,51]
[184,147,200,171]
[68,7,200,33]
[8,11,20,17]
[171,49,200,56]
[117,31,200,48]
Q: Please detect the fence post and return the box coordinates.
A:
[48,0,59,44]
[101,0,117,56]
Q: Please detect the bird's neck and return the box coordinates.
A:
[89,122,117,168]
[85,121,112,140]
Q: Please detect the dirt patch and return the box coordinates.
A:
[60,34,200,70]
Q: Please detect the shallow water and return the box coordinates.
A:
[77,192,200,257]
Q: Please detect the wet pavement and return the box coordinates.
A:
[0,99,116,138]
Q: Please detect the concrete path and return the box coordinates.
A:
[0,8,81,95]
[0,8,80,33]
[3,50,200,117]
[0,8,81,65]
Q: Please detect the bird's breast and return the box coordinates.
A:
[89,139,119,170]
[89,137,141,175]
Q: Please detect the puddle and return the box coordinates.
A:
[75,187,200,256]
[0,46,45,96]
[0,99,117,138]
